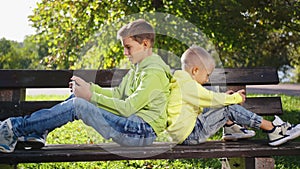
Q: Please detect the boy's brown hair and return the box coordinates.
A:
[117,19,155,47]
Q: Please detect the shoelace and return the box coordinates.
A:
[279,122,291,135]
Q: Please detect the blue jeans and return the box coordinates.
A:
[182,105,263,145]
[10,95,156,146]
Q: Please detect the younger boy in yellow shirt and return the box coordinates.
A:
[167,45,300,146]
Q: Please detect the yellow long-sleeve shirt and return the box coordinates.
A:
[167,70,243,143]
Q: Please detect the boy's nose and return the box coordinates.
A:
[124,48,129,56]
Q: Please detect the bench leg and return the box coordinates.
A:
[245,157,255,169]
[222,157,275,169]
[253,157,275,169]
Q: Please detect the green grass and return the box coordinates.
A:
[18,94,300,169]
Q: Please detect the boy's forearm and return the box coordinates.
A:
[89,83,115,97]
[188,85,243,108]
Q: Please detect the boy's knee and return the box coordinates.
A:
[71,97,88,116]
[72,97,89,106]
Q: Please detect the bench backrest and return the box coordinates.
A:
[0,68,282,120]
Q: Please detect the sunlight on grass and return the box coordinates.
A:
[26,94,70,101]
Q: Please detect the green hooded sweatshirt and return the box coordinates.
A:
[89,53,172,135]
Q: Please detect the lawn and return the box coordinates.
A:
[18,94,300,169]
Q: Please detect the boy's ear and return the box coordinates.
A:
[192,67,198,75]
[143,39,151,49]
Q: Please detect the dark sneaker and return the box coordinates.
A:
[0,119,17,153]
[17,132,47,149]
[268,116,300,146]
[222,123,256,141]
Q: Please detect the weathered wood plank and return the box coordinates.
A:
[243,97,283,115]
[0,68,278,88]
[0,101,62,120]
[209,68,279,85]
[1,140,299,164]
[0,97,282,120]
[0,69,129,88]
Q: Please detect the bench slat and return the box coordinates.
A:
[0,97,282,120]
[0,69,128,88]
[210,68,279,85]
[0,68,278,88]
[1,140,299,164]
[243,97,283,116]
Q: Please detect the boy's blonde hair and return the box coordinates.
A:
[117,19,155,47]
[181,45,215,71]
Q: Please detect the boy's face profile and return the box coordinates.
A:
[191,66,213,85]
[122,37,150,64]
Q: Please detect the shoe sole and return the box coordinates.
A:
[287,125,300,140]
[223,133,256,141]
[16,141,45,150]
[269,126,300,146]
[269,136,289,146]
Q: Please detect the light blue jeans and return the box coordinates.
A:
[182,105,263,145]
[10,95,156,146]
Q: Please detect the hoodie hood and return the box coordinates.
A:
[135,53,172,81]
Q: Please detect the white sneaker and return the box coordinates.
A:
[268,116,300,146]
[222,123,256,141]
[17,132,47,149]
[273,115,284,125]
[0,119,17,153]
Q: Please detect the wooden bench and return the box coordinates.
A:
[0,68,299,168]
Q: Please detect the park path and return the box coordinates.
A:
[247,83,300,96]
[26,88,71,96]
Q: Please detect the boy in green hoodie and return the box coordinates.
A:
[167,45,300,146]
[0,19,172,153]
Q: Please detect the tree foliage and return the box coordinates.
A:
[180,1,299,70]
[26,0,299,81]
[0,38,36,69]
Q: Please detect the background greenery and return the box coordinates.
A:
[16,94,300,169]
[1,1,299,168]
[0,0,299,82]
